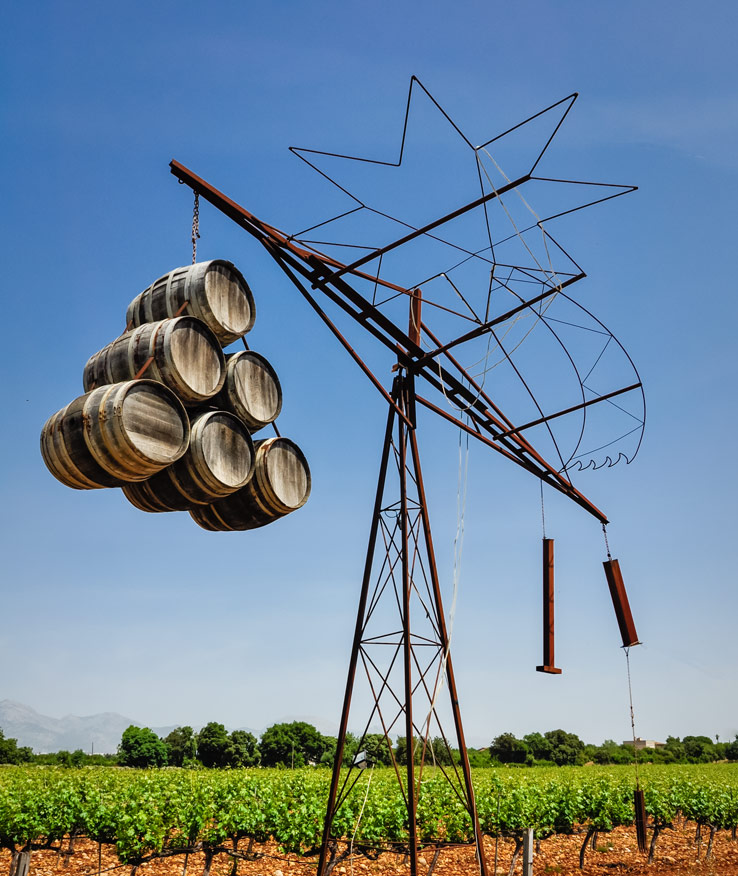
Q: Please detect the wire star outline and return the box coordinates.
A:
[283,77,644,474]
[288,76,636,322]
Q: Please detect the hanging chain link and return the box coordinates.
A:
[191,193,200,264]
[602,522,612,560]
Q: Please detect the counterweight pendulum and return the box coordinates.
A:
[602,524,646,853]
[536,537,561,674]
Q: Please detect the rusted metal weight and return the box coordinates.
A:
[536,538,562,674]
[603,558,640,647]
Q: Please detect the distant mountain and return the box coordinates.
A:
[0,700,175,755]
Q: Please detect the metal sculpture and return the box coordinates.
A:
[170,76,645,876]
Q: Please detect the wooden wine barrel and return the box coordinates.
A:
[40,380,190,489]
[83,316,225,405]
[190,437,310,531]
[121,411,255,511]
[207,350,282,432]
[126,260,256,346]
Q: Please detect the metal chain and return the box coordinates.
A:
[602,522,612,560]
[191,193,200,264]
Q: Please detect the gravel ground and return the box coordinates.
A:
[3,823,738,876]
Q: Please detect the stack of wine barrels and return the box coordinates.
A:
[40,259,311,531]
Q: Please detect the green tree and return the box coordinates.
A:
[339,732,359,767]
[260,721,326,767]
[543,729,584,766]
[70,748,86,767]
[165,726,197,767]
[466,747,492,767]
[489,732,528,764]
[0,729,32,764]
[683,735,716,763]
[523,732,552,762]
[591,739,633,765]
[227,730,260,767]
[662,736,686,762]
[320,735,338,768]
[197,722,231,768]
[118,725,168,767]
[394,735,422,765]
[363,733,394,766]
[429,736,457,765]
[724,735,738,761]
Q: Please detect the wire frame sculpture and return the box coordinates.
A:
[170,76,645,876]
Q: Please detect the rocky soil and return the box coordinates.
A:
[3,822,738,876]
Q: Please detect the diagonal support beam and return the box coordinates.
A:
[494,383,642,439]
[169,158,609,524]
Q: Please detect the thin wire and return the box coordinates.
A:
[540,481,546,540]
[625,646,641,789]
[349,765,375,876]
[462,151,564,379]
[602,523,612,561]
[477,148,562,290]
[448,424,469,651]
[420,418,469,748]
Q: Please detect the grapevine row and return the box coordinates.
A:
[1,765,737,873]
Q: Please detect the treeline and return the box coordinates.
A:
[117,722,398,769]
[487,730,738,766]
[2,723,737,769]
[0,729,115,767]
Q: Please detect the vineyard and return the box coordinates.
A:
[2,765,738,875]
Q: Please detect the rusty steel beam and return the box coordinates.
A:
[407,415,489,876]
[413,393,609,524]
[265,244,415,430]
[315,383,399,876]
[398,377,419,876]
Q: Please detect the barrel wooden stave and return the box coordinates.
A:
[203,350,282,432]
[40,381,190,490]
[41,395,121,489]
[189,436,310,531]
[126,260,255,346]
[83,317,225,404]
[121,410,255,512]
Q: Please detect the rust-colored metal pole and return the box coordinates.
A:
[537,539,561,674]
[603,559,640,648]
[316,384,399,876]
[407,416,489,876]
[398,373,419,876]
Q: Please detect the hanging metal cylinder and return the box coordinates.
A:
[603,558,640,647]
[536,538,561,674]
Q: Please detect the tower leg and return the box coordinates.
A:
[408,419,489,876]
[316,385,398,876]
[398,384,419,876]
[317,372,487,876]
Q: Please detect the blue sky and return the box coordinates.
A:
[1,1,736,750]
